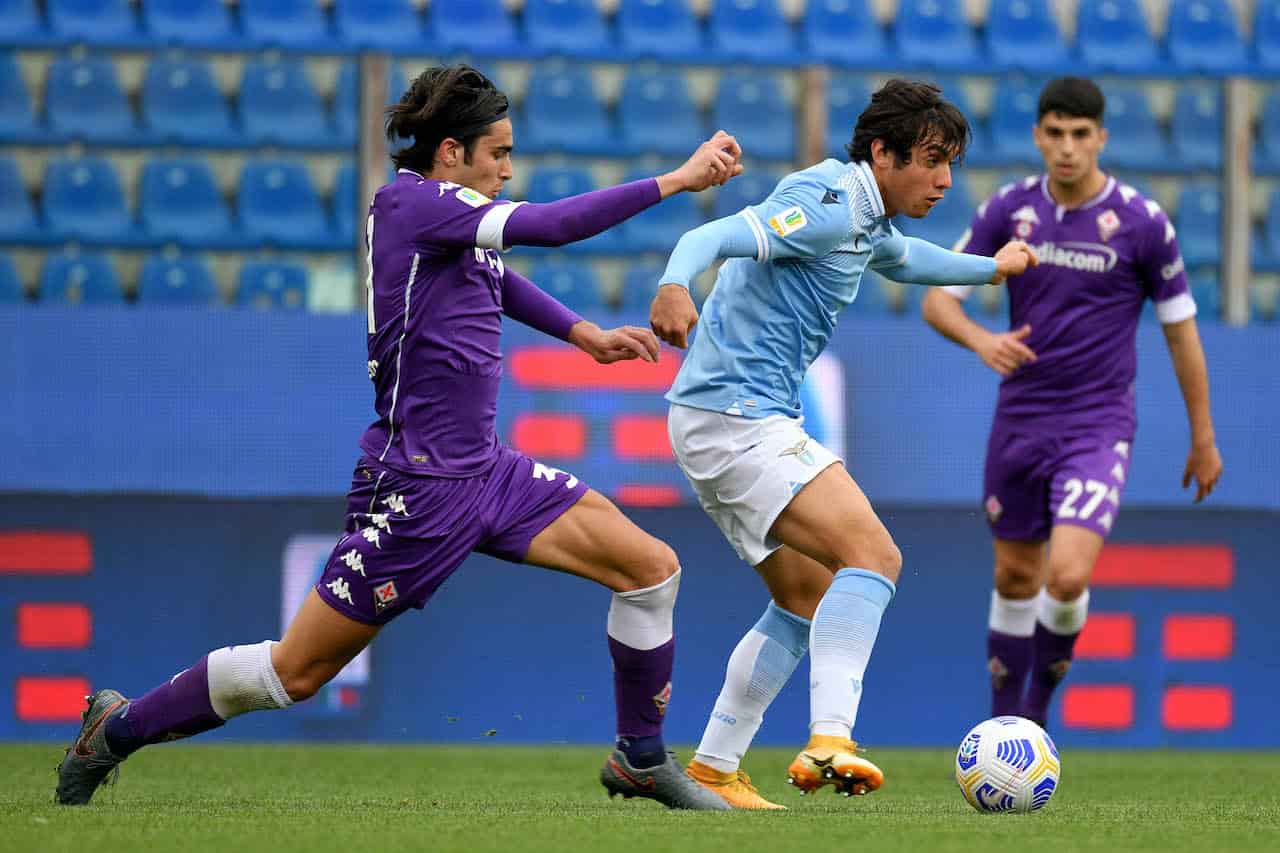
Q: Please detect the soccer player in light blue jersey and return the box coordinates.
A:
[648,80,1037,808]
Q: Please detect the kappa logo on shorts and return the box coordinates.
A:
[326,577,355,605]
[985,495,1004,522]
[340,549,366,577]
[653,681,672,717]
[373,580,399,612]
[778,438,815,466]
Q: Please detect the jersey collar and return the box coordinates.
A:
[1039,173,1116,221]
[851,161,887,219]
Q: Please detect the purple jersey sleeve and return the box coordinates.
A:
[501,267,583,342]
[1135,203,1196,324]
[400,178,524,251]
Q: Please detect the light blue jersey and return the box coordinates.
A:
[664,159,998,419]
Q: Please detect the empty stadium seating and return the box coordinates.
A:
[524,0,612,60]
[896,0,979,71]
[521,65,613,156]
[141,58,238,147]
[615,0,702,59]
[39,249,122,304]
[137,252,220,305]
[985,0,1068,71]
[713,72,794,163]
[803,0,891,68]
[530,257,605,312]
[709,0,796,64]
[238,260,308,310]
[618,68,706,158]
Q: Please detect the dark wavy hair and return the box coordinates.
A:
[385,64,509,173]
[1038,76,1105,123]
[847,79,970,166]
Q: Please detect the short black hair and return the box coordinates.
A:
[1037,76,1105,123]
[386,64,510,173]
[847,79,970,166]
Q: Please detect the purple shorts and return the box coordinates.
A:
[315,446,588,625]
[982,421,1133,543]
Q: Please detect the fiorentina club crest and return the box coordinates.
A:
[1096,209,1121,242]
[373,580,399,612]
[985,495,1003,523]
[652,681,672,717]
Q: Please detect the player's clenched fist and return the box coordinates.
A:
[650,283,699,349]
[665,130,744,194]
[990,240,1038,284]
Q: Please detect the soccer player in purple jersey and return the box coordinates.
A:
[921,77,1224,727]
[56,65,742,811]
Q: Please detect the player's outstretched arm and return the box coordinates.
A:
[874,235,1036,287]
[499,131,741,250]
[648,214,760,348]
[921,289,1037,377]
[1161,317,1222,502]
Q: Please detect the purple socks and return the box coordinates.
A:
[987,629,1033,718]
[104,655,225,757]
[608,636,674,769]
[1022,623,1079,726]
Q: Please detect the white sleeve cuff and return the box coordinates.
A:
[942,284,975,300]
[475,201,526,251]
[740,207,770,262]
[1155,292,1198,324]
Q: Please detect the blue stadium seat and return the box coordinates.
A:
[896,175,974,249]
[331,161,369,243]
[619,168,705,253]
[530,258,605,312]
[615,0,702,60]
[1262,190,1280,265]
[713,72,795,162]
[1253,88,1280,173]
[618,69,706,157]
[1175,183,1221,267]
[708,0,797,63]
[1170,83,1222,171]
[239,160,330,248]
[521,66,612,156]
[139,158,236,248]
[47,0,139,45]
[522,166,620,254]
[986,0,1068,71]
[142,0,238,48]
[826,74,870,159]
[802,0,892,67]
[1077,0,1160,72]
[1188,271,1221,320]
[0,54,38,143]
[618,260,666,313]
[237,261,308,310]
[989,78,1046,166]
[1251,278,1280,321]
[39,250,122,305]
[238,60,329,148]
[45,56,139,144]
[332,61,408,147]
[1100,86,1169,170]
[895,0,979,70]
[42,156,136,243]
[524,0,611,59]
[138,252,220,306]
[239,0,333,50]
[0,252,22,302]
[0,156,39,242]
[429,0,520,55]
[0,0,51,46]
[1254,0,1280,71]
[711,169,781,220]
[1167,0,1246,73]
[334,0,422,50]
[141,58,239,147]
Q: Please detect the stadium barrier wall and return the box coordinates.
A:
[1,500,1274,747]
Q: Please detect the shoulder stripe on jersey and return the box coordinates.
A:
[740,207,770,262]
[378,251,421,463]
[476,201,527,251]
[1155,292,1197,325]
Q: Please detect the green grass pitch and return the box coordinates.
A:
[3,744,1279,852]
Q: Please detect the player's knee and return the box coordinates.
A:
[1046,572,1088,602]
[835,536,901,582]
[614,537,679,592]
[995,563,1041,598]
[276,663,332,703]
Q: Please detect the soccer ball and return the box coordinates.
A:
[955,716,1061,813]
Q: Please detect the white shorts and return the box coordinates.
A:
[667,403,842,567]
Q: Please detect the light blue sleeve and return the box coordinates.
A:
[741,180,851,262]
[659,214,760,289]
[869,226,997,286]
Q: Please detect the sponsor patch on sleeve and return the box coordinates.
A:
[767,205,808,237]
[455,187,491,208]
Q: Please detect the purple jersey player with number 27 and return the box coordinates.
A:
[56,65,742,811]
[923,77,1223,728]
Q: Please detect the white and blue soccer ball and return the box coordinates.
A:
[955,716,1061,813]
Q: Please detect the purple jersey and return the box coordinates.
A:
[951,175,1195,436]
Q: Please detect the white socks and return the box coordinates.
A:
[989,590,1038,637]
[206,640,294,719]
[1037,587,1089,635]
[606,569,680,650]
[809,568,896,739]
[694,602,810,773]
